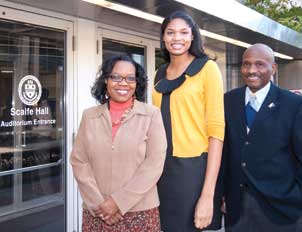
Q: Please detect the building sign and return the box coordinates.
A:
[18,75,42,106]
[0,75,56,128]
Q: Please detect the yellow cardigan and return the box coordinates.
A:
[153,60,225,158]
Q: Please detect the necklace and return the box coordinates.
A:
[111,100,134,126]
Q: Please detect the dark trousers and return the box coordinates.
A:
[226,191,302,232]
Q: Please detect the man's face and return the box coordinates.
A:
[241,47,277,93]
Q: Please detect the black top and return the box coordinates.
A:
[154,56,209,94]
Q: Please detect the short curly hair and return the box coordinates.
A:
[91,54,147,104]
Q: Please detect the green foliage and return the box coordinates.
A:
[244,0,302,32]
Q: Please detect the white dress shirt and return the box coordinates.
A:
[245,82,271,112]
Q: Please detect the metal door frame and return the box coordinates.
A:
[0,2,76,231]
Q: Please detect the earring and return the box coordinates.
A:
[105,91,109,100]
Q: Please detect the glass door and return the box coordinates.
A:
[99,27,160,103]
[102,38,146,70]
[0,18,65,231]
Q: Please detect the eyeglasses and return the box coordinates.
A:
[108,74,137,84]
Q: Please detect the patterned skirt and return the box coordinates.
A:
[82,207,161,232]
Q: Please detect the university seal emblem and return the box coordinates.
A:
[18,75,42,106]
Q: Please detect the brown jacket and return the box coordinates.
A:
[70,100,167,215]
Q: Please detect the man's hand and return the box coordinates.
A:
[221,196,226,214]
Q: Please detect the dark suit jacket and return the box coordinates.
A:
[223,83,302,226]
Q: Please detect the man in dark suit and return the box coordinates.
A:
[223,43,302,231]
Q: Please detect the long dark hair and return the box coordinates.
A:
[160,10,207,62]
[91,54,147,104]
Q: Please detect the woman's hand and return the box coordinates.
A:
[194,195,213,229]
[193,137,223,229]
[104,212,123,225]
[95,197,120,220]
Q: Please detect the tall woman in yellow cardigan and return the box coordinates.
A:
[153,11,225,232]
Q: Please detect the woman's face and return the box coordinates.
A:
[106,60,137,103]
[163,18,193,57]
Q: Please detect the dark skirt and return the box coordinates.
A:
[82,207,160,232]
[158,153,223,232]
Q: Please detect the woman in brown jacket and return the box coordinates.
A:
[70,54,167,232]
